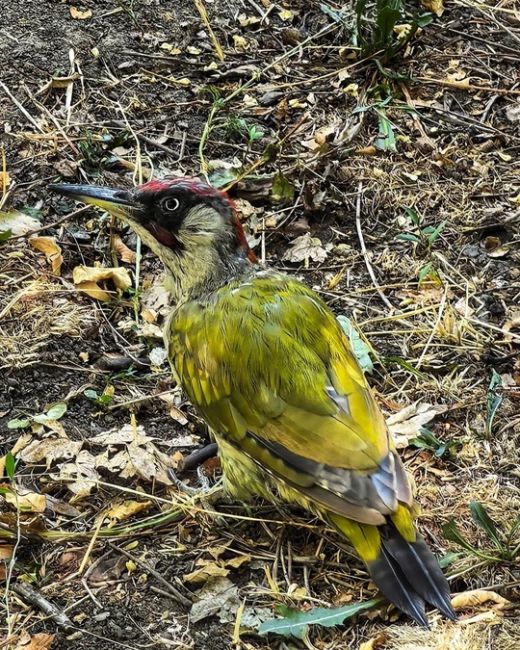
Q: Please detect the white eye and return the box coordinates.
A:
[162,197,180,212]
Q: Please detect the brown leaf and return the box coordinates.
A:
[72,265,132,301]
[70,6,92,19]
[387,402,445,448]
[19,437,82,466]
[102,499,151,527]
[420,0,444,16]
[112,234,136,263]
[358,633,387,650]
[14,632,55,650]
[184,561,230,584]
[282,233,331,264]
[452,589,510,611]
[5,490,46,513]
[29,237,63,275]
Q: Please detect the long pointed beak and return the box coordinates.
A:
[49,183,137,219]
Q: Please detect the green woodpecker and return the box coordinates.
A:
[50,178,455,626]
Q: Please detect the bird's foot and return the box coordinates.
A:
[168,443,219,495]
[169,465,212,495]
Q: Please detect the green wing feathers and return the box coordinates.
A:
[168,271,455,624]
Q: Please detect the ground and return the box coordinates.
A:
[1,0,519,648]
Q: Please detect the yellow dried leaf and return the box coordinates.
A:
[420,0,444,16]
[6,490,46,513]
[29,236,63,275]
[186,46,202,55]
[160,43,182,54]
[184,561,229,584]
[233,35,249,51]
[452,589,510,611]
[356,146,377,156]
[112,234,136,263]
[0,170,10,188]
[238,14,261,27]
[126,559,137,574]
[72,265,132,301]
[359,633,387,650]
[103,500,151,527]
[279,9,296,21]
[141,308,157,323]
[70,6,92,19]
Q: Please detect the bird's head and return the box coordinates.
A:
[50,178,256,299]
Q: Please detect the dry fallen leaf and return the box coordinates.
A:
[5,490,46,513]
[452,589,510,611]
[184,561,230,584]
[72,265,132,301]
[420,0,444,16]
[0,209,40,236]
[19,436,82,466]
[15,633,55,650]
[0,544,13,581]
[358,633,387,650]
[387,402,445,448]
[29,236,63,275]
[282,233,331,264]
[70,6,92,19]
[102,499,151,527]
[112,234,136,263]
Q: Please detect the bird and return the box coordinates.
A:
[49,177,456,626]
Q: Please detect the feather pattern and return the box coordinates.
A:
[168,269,454,625]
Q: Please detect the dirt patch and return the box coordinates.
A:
[1,0,519,648]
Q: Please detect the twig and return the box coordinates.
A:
[107,542,192,606]
[193,0,224,62]
[0,80,45,133]
[354,182,394,311]
[415,77,520,96]
[10,582,74,630]
[10,205,90,240]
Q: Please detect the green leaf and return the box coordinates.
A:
[395,233,420,243]
[383,356,426,378]
[19,206,44,221]
[415,12,434,27]
[442,520,477,555]
[0,229,12,242]
[418,262,435,284]
[7,418,31,429]
[46,401,68,420]
[425,220,446,245]
[404,206,421,226]
[470,502,504,552]
[84,389,99,400]
[5,451,16,479]
[258,598,381,639]
[34,401,67,423]
[438,551,462,569]
[271,172,295,202]
[337,316,374,374]
[375,110,396,151]
[486,369,503,436]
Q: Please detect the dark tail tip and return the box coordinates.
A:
[368,548,429,627]
[382,528,457,622]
